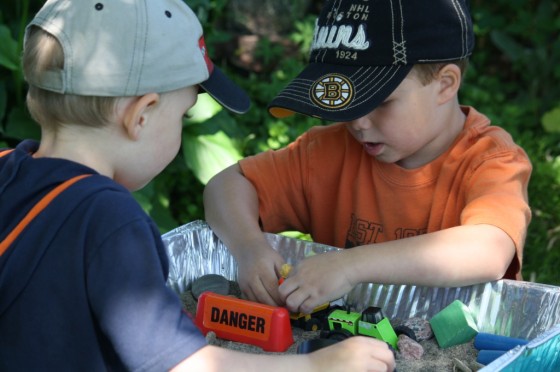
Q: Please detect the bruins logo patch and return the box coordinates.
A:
[310,74,354,109]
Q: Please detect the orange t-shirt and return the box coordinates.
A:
[239,107,532,280]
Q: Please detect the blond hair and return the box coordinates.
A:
[23,26,121,130]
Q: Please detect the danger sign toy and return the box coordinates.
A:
[195,291,294,352]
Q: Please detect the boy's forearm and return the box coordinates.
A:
[203,164,269,257]
[347,224,516,287]
[172,345,314,372]
[173,339,395,372]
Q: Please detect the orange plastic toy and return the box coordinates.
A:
[195,291,294,352]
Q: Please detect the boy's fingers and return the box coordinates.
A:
[284,289,313,314]
[244,278,281,307]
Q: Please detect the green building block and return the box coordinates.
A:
[430,300,479,349]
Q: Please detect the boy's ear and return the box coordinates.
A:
[122,93,160,140]
[436,64,462,105]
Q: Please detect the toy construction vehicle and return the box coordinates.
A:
[323,306,398,349]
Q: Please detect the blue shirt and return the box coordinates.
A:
[0,140,206,371]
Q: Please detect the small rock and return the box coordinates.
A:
[206,331,218,345]
[179,290,197,315]
[228,280,242,298]
[398,334,424,360]
[400,317,433,341]
[191,274,231,299]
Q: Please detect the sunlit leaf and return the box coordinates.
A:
[186,93,223,124]
[542,106,560,133]
[182,130,242,184]
[552,156,560,184]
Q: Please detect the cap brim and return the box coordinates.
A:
[200,67,250,114]
[268,62,413,122]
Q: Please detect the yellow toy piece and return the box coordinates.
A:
[280,263,292,278]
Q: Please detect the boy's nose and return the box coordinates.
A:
[350,117,372,131]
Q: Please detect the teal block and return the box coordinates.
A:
[430,300,478,349]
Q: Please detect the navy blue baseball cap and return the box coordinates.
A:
[268,0,474,122]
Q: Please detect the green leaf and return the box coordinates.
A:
[182,130,242,184]
[542,106,560,133]
[0,81,7,122]
[4,106,40,140]
[186,93,224,124]
[147,194,178,233]
[132,190,152,214]
[181,92,244,184]
[185,110,239,137]
[490,30,526,61]
[184,93,243,138]
[133,182,177,233]
[0,25,19,71]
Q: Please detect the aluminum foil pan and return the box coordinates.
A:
[163,220,560,371]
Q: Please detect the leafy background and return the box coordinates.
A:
[1,0,559,285]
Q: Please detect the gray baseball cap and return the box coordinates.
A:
[25,0,250,114]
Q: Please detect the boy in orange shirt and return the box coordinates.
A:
[204,0,532,315]
[0,0,395,370]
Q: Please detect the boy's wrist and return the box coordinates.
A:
[228,232,272,260]
[339,248,361,288]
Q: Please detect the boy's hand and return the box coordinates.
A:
[309,336,395,372]
[236,246,286,307]
[278,250,355,314]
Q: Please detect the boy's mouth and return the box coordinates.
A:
[363,142,384,156]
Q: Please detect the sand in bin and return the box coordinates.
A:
[180,289,483,372]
